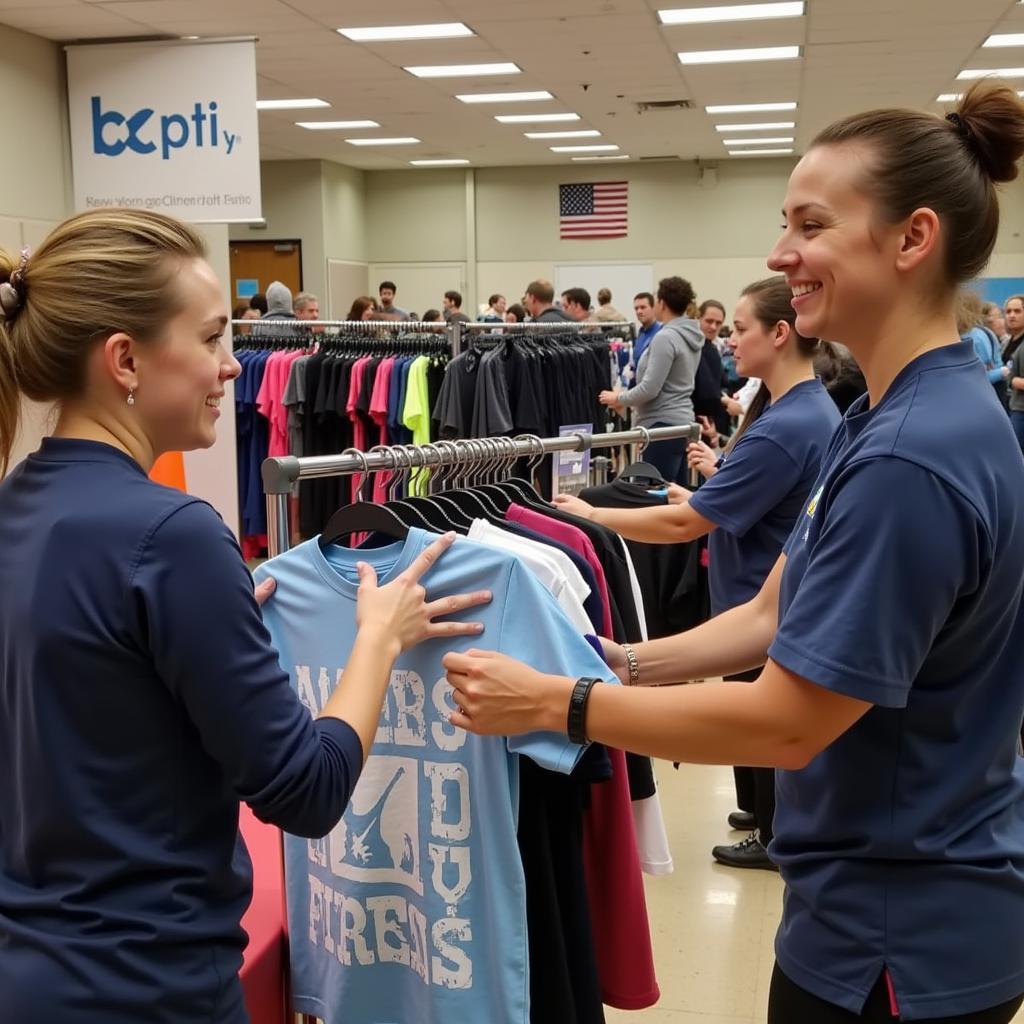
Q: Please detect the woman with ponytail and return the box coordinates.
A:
[554,275,842,869]
[446,80,1024,1023]
[0,210,487,1023]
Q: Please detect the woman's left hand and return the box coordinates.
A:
[598,389,622,408]
[254,577,276,607]
[552,493,597,519]
[443,649,562,736]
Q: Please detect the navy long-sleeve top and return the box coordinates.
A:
[0,438,362,1024]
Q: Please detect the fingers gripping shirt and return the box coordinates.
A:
[254,530,617,1024]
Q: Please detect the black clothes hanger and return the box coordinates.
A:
[319,449,409,549]
[618,462,665,486]
[617,428,667,486]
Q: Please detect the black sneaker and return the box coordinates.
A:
[727,810,756,831]
[712,831,778,871]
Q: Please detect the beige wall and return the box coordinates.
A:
[224,149,1024,321]
[322,161,367,266]
[0,23,70,474]
[232,160,370,315]
[230,160,326,303]
[365,169,468,264]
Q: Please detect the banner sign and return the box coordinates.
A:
[66,40,261,222]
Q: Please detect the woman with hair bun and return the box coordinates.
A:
[0,209,489,1022]
[445,81,1024,1023]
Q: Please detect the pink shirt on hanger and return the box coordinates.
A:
[345,356,371,503]
[504,503,614,637]
[369,358,395,505]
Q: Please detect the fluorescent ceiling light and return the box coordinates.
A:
[296,120,380,130]
[706,101,797,113]
[410,159,470,166]
[722,136,794,145]
[715,121,795,131]
[257,98,330,110]
[572,155,630,161]
[728,148,793,155]
[679,45,800,64]
[495,112,580,123]
[339,23,473,42]
[405,62,520,78]
[957,67,1024,79]
[456,90,553,103]
[984,33,1024,48]
[524,129,601,139]
[345,137,421,146]
[659,2,804,25]
[938,90,1024,100]
[549,144,620,152]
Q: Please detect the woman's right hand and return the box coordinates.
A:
[687,440,719,479]
[552,493,597,520]
[355,532,492,653]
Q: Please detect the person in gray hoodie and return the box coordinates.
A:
[600,275,703,480]
[253,280,299,341]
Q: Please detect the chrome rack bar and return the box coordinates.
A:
[262,424,700,557]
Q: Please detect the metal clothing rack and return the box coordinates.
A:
[262,424,700,558]
[451,318,636,354]
[231,317,636,357]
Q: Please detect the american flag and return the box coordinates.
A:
[559,181,629,239]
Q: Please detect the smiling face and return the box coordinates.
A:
[128,258,240,453]
[767,144,913,347]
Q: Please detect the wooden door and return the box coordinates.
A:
[229,240,302,306]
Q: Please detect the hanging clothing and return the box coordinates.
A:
[236,330,453,551]
[254,529,618,1024]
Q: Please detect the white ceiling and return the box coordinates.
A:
[4,0,1024,169]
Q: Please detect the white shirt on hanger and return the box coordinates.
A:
[468,519,592,635]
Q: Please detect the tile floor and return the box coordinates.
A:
[607,761,1024,1024]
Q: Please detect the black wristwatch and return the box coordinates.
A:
[567,677,600,746]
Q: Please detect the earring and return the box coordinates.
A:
[127,387,136,407]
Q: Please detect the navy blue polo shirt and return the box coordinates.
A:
[0,438,362,1023]
[689,378,840,614]
[768,343,1024,1019]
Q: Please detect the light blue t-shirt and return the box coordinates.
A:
[254,529,616,1024]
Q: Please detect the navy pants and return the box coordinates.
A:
[641,421,688,484]
[768,964,1024,1023]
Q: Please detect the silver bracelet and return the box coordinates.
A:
[621,643,640,685]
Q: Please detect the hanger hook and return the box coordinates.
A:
[432,439,459,491]
[636,424,651,455]
[386,445,408,501]
[339,448,372,502]
[482,436,502,483]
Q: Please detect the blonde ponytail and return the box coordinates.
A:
[0,209,207,474]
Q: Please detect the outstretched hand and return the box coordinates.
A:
[356,531,492,652]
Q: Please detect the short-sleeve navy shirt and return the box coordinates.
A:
[768,342,1024,1019]
[689,378,840,614]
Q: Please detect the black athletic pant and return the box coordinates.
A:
[768,964,1024,1024]
[726,668,776,844]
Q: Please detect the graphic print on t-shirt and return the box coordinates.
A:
[255,531,617,1023]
